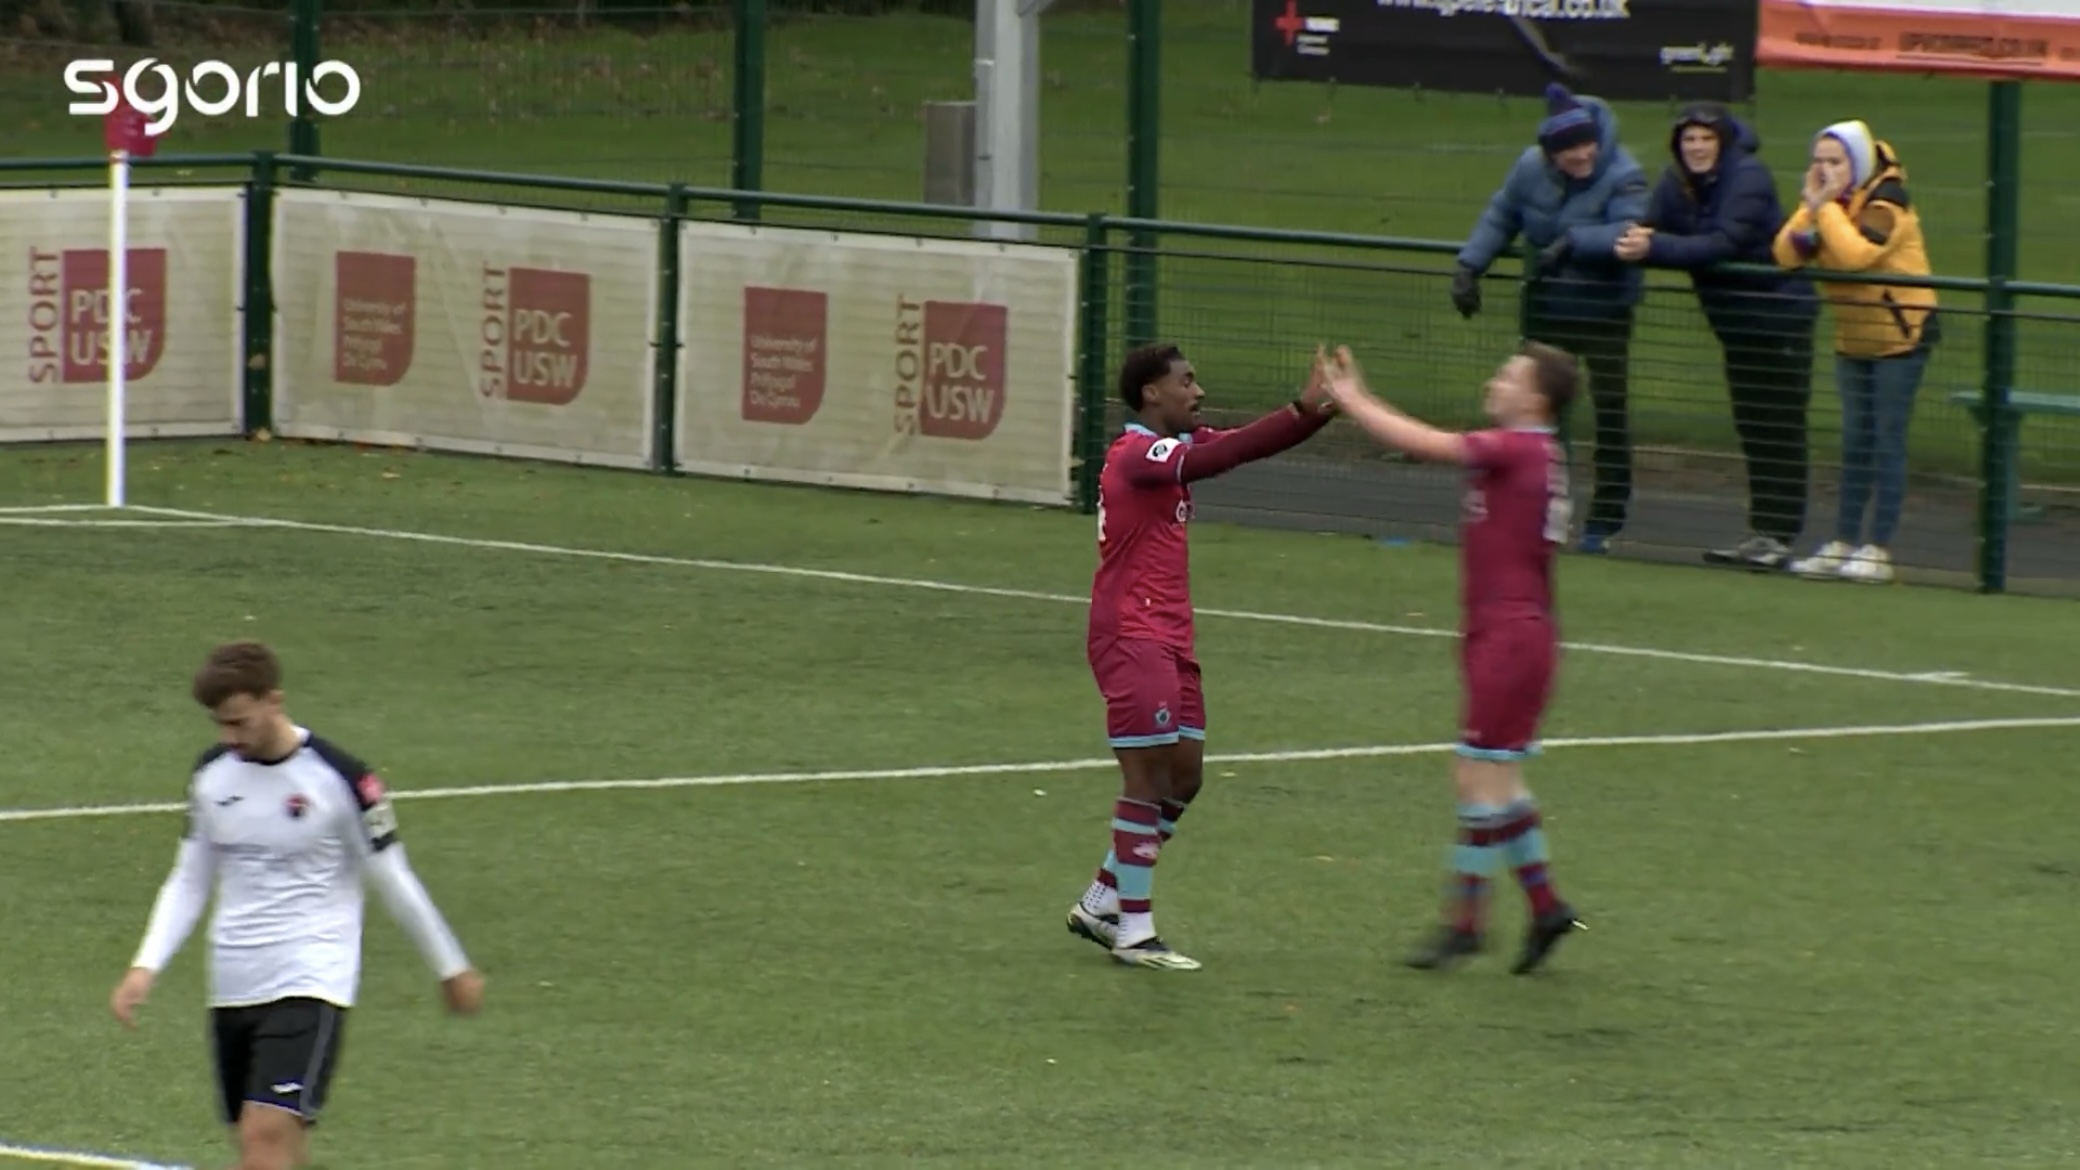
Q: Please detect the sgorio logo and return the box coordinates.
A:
[65,59,362,137]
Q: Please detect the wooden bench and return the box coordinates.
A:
[1946,389,2080,523]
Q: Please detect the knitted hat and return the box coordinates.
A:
[1538,83,1599,155]
[1816,119,1877,190]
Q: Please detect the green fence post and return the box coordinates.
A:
[732,0,767,222]
[653,183,688,473]
[1076,213,1113,514]
[1123,0,1158,347]
[288,0,321,182]
[1976,80,2023,594]
[242,151,277,435]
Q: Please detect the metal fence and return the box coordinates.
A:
[3,151,2078,595]
[5,4,2076,272]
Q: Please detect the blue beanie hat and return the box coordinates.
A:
[1537,83,1598,154]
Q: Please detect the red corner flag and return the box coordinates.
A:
[103,99,156,158]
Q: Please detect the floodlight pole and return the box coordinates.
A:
[973,0,1047,242]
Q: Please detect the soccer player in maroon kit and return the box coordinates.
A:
[1066,342,1338,971]
[1319,341,1588,975]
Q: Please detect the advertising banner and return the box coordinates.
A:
[0,186,242,442]
[1759,0,2080,78]
[1250,0,1755,102]
[675,222,1079,506]
[271,189,656,468]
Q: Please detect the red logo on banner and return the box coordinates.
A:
[23,247,168,384]
[917,300,1008,441]
[103,99,157,157]
[334,251,416,386]
[740,287,828,425]
[479,265,590,405]
[1274,0,1306,46]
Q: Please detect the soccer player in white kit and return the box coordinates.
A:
[109,641,485,1170]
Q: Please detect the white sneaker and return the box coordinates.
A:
[1791,540,1855,579]
[1065,903,1118,949]
[1840,544,1894,584]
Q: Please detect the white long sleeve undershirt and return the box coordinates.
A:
[129,838,470,982]
[130,838,214,972]
[360,843,473,981]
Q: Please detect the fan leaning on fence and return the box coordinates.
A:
[1772,120,1941,585]
[1450,83,1649,557]
[1615,101,1820,574]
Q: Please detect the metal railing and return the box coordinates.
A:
[4,150,2075,595]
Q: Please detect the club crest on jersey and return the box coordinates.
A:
[1174,499,1193,524]
[1145,438,1180,463]
[1154,704,1172,728]
[285,793,309,820]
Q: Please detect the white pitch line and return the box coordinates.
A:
[0,518,246,529]
[0,1139,189,1170]
[4,715,2077,827]
[121,505,2080,701]
[0,503,109,515]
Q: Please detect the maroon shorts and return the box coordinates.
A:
[1458,618,1557,760]
[1088,637,1205,749]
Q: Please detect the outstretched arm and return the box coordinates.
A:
[1318,350,1469,466]
[1121,364,1337,487]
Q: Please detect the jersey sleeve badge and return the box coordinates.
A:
[356,772,400,851]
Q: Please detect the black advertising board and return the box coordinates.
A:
[1250,0,1757,103]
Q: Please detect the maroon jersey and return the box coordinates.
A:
[1086,408,1331,651]
[1089,422,1217,651]
[1459,427,1567,630]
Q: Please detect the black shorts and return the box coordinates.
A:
[209,997,348,1126]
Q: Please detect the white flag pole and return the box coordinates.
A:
[106,145,130,509]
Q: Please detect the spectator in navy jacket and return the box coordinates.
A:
[1618,102,1819,571]
[1454,83,1648,552]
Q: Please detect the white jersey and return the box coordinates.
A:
[132,727,469,1010]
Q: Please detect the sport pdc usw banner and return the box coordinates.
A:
[1250,0,1756,102]
[270,189,657,469]
[674,222,1079,507]
[0,187,243,441]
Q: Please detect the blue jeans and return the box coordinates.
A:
[1833,348,1930,547]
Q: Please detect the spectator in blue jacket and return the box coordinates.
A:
[1453,83,1649,552]
[1617,102,1819,571]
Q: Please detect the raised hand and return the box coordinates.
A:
[1298,345,1340,415]
[1321,345,1372,408]
[1802,163,1829,209]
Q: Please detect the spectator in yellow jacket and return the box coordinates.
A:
[1772,121,1938,584]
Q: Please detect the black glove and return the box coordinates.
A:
[1535,236,1572,276]
[1449,266,1482,320]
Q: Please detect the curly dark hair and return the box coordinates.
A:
[1116,343,1184,412]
